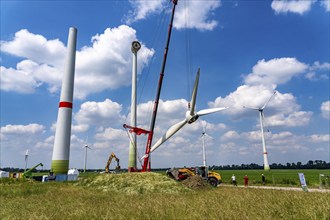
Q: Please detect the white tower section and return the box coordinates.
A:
[243,91,276,171]
[51,27,77,174]
[128,41,141,172]
[259,110,270,171]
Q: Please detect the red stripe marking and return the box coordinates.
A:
[59,102,73,108]
[263,152,268,155]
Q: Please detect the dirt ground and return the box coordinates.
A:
[181,175,210,189]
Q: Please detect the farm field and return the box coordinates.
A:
[216,169,330,188]
[1,172,329,220]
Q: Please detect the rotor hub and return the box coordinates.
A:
[131,41,141,53]
[186,111,199,124]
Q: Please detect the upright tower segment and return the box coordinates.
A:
[51,27,77,174]
[243,91,276,171]
[123,0,178,171]
[259,110,270,171]
[128,41,141,172]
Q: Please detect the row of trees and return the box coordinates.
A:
[1,160,329,172]
[212,160,330,170]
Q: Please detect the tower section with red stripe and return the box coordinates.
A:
[51,27,77,174]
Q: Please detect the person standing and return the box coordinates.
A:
[244,175,249,187]
[262,174,266,185]
[231,174,237,186]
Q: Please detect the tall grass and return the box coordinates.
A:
[76,172,190,194]
[1,173,329,220]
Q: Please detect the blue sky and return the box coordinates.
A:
[1,0,329,170]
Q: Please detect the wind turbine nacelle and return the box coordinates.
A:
[186,111,199,124]
[131,41,141,53]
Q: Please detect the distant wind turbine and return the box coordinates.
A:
[24,149,29,171]
[243,91,276,171]
[141,68,228,160]
[83,138,92,173]
[201,123,214,167]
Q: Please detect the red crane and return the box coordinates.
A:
[123,0,178,172]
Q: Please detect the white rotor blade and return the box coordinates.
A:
[190,68,200,116]
[243,105,259,110]
[141,119,187,160]
[261,91,276,110]
[201,132,213,139]
[204,133,214,140]
[150,119,187,153]
[83,144,92,150]
[202,121,206,133]
[197,107,228,116]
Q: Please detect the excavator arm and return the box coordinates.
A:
[23,163,43,178]
[105,152,120,173]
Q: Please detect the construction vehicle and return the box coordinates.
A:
[166,166,222,187]
[105,152,120,173]
[23,163,43,178]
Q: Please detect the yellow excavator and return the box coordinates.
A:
[105,152,120,173]
[166,166,222,187]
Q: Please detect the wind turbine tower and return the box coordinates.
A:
[244,91,276,171]
[201,124,213,167]
[24,149,29,171]
[51,27,77,175]
[83,140,92,173]
[128,41,141,172]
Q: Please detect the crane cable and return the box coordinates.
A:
[184,0,193,103]
[136,2,172,163]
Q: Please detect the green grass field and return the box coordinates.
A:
[216,169,330,188]
[1,171,329,220]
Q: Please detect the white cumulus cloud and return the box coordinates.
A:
[1,29,66,66]
[244,58,308,86]
[125,0,166,24]
[210,85,313,127]
[174,0,221,30]
[74,99,125,129]
[310,134,330,142]
[221,130,240,141]
[209,85,299,116]
[266,111,313,127]
[0,65,40,93]
[125,0,221,31]
[94,127,128,151]
[1,124,45,134]
[209,57,314,128]
[271,0,316,15]
[1,59,62,94]
[74,25,154,99]
[320,101,330,119]
[320,0,330,11]
[306,61,330,81]
[1,26,154,99]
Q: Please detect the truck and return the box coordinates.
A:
[166,166,222,187]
